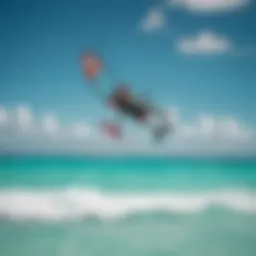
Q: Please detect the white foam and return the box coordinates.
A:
[0,188,255,221]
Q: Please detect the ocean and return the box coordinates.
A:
[0,156,255,256]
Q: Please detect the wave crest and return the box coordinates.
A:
[0,188,255,221]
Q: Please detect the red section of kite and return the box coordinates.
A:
[82,53,102,79]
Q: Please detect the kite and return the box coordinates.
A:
[81,51,174,142]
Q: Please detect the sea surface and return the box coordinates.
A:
[0,156,255,256]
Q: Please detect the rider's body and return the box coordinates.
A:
[108,85,151,121]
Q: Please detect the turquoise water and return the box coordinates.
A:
[0,156,255,256]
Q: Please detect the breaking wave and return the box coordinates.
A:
[0,188,255,221]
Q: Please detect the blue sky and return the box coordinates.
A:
[0,0,256,154]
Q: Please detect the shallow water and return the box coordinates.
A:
[0,156,255,256]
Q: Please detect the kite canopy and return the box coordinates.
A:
[82,52,102,79]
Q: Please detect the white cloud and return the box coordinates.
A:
[180,115,253,143]
[177,31,232,54]
[15,105,33,131]
[41,114,59,136]
[169,0,251,13]
[198,115,216,137]
[167,106,182,126]
[0,104,255,155]
[138,7,165,33]
[72,123,90,139]
[217,116,253,141]
[0,107,8,125]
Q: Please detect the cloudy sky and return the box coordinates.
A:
[0,0,255,155]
